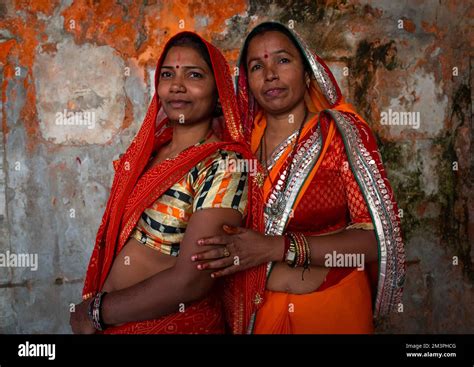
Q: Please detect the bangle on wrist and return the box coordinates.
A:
[87,291,108,331]
[284,232,310,270]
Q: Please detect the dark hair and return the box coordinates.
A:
[163,34,213,70]
[240,22,310,73]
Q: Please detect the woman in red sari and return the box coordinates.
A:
[193,22,406,333]
[69,32,265,334]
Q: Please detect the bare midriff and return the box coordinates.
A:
[266,263,330,294]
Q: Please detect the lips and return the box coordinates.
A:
[167,99,191,109]
[263,87,286,98]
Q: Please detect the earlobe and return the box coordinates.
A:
[213,98,222,117]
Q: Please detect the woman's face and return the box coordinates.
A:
[158,46,217,125]
[246,31,307,116]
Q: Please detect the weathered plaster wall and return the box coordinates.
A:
[0,0,472,333]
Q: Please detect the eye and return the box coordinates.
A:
[160,71,172,78]
[250,64,262,72]
[279,57,290,64]
[189,71,203,79]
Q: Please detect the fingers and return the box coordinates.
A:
[210,265,240,278]
[196,256,235,271]
[196,227,245,246]
[197,235,231,246]
[191,247,229,262]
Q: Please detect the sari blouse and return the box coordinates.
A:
[284,128,374,234]
[131,149,248,256]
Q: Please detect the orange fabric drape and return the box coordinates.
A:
[250,77,374,334]
[253,270,374,334]
[238,21,405,331]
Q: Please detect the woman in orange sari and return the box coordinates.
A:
[193,22,406,334]
[69,32,265,334]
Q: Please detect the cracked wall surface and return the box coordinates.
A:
[0,0,472,333]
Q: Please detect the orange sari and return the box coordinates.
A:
[236,22,406,334]
[82,32,266,334]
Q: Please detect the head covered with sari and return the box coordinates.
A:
[82,31,267,334]
[236,22,406,320]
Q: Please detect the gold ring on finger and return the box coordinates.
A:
[223,247,230,257]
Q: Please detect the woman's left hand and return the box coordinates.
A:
[191,225,282,278]
[69,300,96,334]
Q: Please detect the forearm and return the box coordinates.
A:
[308,229,378,265]
[98,209,242,326]
[101,267,213,326]
[269,229,378,266]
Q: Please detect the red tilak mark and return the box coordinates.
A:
[176,65,180,69]
[264,54,268,58]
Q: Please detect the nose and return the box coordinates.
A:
[264,65,279,82]
[169,75,186,93]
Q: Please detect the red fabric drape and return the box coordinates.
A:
[82,32,267,334]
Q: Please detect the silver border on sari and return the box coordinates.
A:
[267,130,299,171]
[292,30,339,106]
[327,110,405,318]
[264,125,322,236]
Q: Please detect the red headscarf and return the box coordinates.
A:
[82,32,267,334]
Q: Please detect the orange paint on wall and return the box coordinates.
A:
[62,0,247,68]
[3,0,250,149]
[122,97,134,130]
[0,13,47,150]
[15,0,59,16]
[0,16,45,68]
[0,40,16,63]
[61,0,142,57]
[402,18,416,33]
[223,49,241,67]
[1,64,14,136]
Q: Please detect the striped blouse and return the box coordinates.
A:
[130,150,248,256]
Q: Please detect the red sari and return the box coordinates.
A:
[82,32,266,334]
[236,22,406,333]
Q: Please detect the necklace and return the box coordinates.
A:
[260,108,308,216]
